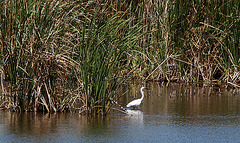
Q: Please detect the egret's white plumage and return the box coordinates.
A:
[126,87,146,108]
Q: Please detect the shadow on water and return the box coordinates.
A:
[1,82,240,142]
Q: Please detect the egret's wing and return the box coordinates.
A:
[126,100,136,107]
[126,99,141,107]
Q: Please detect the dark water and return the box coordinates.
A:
[1,83,240,142]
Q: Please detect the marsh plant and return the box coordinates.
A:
[0,0,239,114]
[74,8,143,114]
[0,0,78,112]
[0,0,142,114]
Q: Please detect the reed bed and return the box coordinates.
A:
[0,0,239,114]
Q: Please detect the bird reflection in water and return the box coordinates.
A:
[126,109,144,124]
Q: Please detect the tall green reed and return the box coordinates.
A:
[131,0,240,82]
[0,0,77,112]
[1,0,239,113]
[74,7,143,114]
[169,0,240,82]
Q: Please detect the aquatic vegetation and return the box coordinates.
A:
[0,0,82,112]
[0,0,239,113]
[74,8,143,114]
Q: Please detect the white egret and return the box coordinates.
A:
[126,87,146,108]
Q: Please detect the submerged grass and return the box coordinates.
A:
[0,0,239,113]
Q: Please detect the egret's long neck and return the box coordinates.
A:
[140,89,144,101]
